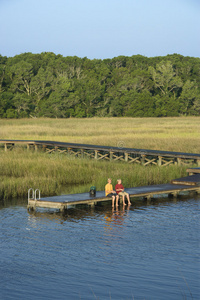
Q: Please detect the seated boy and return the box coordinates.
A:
[115,179,131,206]
[105,178,119,207]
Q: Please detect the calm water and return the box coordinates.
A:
[0,196,199,300]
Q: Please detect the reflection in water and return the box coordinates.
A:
[26,193,198,226]
[104,205,130,229]
[27,202,131,225]
[0,197,27,209]
[103,206,131,249]
[1,195,199,299]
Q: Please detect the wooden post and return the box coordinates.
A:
[172,192,178,198]
[27,144,30,151]
[81,149,84,158]
[125,152,128,162]
[158,156,162,166]
[146,195,151,200]
[95,150,98,160]
[34,144,38,151]
[110,151,113,161]
[177,158,182,166]
[27,205,34,212]
[67,148,71,155]
[60,206,66,213]
[119,196,123,204]
[4,143,14,151]
[146,194,151,204]
[141,155,145,165]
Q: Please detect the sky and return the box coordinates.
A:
[0,0,200,59]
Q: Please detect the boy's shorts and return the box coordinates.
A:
[118,191,129,196]
[106,193,117,198]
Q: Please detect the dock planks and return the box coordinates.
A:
[171,174,200,186]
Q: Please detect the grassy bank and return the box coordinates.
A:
[0,149,190,201]
[0,117,199,201]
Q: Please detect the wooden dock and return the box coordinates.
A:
[186,168,200,175]
[171,174,200,185]
[0,139,200,167]
[27,168,200,212]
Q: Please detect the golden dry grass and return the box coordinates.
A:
[0,116,200,153]
[0,117,199,200]
[0,149,189,200]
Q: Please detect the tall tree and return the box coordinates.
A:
[30,67,54,111]
[179,80,200,115]
[149,61,183,98]
[9,61,34,96]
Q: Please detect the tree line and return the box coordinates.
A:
[0,52,199,118]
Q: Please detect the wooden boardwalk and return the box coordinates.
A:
[27,168,200,212]
[171,174,200,185]
[0,139,200,167]
[186,168,200,175]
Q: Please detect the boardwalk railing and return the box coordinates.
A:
[0,139,200,167]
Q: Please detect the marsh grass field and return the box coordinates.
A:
[0,117,199,201]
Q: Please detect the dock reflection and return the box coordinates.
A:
[27,202,133,224]
[25,193,200,225]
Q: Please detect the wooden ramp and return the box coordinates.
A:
[171,174,200,186]
[27,181,200,213]
[186,167,200,175]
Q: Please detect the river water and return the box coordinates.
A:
[0,195,199,300]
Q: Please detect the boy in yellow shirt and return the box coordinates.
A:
[105,178,119,207]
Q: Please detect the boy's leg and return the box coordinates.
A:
[126,193,131,205]
[122,195,126,205]
[112,196,115,207]
[116,195,119,207]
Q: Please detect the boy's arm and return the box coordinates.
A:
[116,184,124,192]
[115,184,121,192]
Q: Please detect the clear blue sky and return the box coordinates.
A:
[0,0,199,59]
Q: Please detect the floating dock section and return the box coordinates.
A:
[27,168,200,212]
[171,174,200,186]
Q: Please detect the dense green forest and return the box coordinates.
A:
[0,52,199,118]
